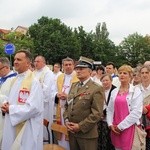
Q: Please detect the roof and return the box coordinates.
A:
[15,26,28,30]
[0,28,11,34]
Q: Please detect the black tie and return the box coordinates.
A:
[79,82,83,87]
[77,82,83,91]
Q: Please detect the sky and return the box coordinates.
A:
[0,0,150,45]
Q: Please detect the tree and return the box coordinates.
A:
[29,16,80,64]
[118,32,150,67]
[0,39,7,56]
[92,22,116,64]
[29,17,117,64]
[0,32,33,62]
[143,35,150,61]
[73,26,94,59]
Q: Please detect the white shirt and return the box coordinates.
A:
[111,74,120,88]
[92,76,102,86]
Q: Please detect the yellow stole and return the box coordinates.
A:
[56,72,79,140]
[14,70,35,136]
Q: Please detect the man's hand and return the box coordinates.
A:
[69,122,80,133]
[65,121,75,133]
[1,102,9,114]
[65,121,80,133]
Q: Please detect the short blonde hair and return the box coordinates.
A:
[118,65,133,77]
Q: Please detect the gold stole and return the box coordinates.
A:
[56,73,79,140]
[15,70,34,136]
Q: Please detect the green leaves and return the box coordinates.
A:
[1,16,149,68]
[118,33,150,67]
[29,16,81,64]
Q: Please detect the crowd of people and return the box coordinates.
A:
[0,49,150,150]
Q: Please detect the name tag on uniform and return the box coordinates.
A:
[18,89,30,104]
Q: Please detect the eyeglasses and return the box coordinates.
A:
[0,66,6,70]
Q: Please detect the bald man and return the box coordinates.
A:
[34,55,54,143]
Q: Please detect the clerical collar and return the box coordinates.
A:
[65,71,74,78]
[36,65,47,72]
[17,70,29,77]
[54,71,61,75]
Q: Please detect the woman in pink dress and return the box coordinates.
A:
[107,65,143,150]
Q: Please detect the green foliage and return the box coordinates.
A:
[73,26,94,58]
[29,17,116,65]
[0,39,7,56]
[5,32,34,52]
[29,16,80,64]
[0,32,33,55]
[118,33,150,67]
[2,16,149,68]
[92,22,116,65]
[0,31,34,65]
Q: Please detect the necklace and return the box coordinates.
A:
[119,91,128,96]
[119,87,129,96]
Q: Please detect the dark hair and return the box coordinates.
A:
[15,49,32,62]
[96,65,105,74]
[0,57,10,67]
[106,62,116,69]
[54,63,61,68]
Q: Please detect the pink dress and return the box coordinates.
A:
[111,92,135,150]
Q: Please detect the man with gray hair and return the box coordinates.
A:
[0,57,17,87]
[0,57,17,148]
[144,61,150,66]
[34,55,54,143]
[64,56,105,150]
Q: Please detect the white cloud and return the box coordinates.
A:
[0,0,150,44]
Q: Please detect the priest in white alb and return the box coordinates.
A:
[1,50,43,150]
